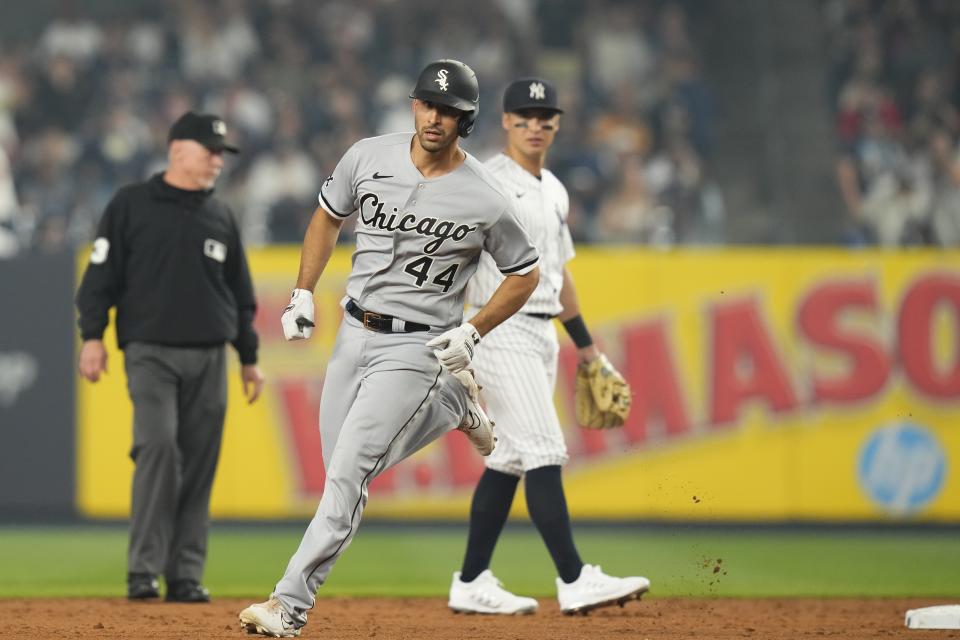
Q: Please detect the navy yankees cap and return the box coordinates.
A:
[167,111,239,154]
[502,77,563,114]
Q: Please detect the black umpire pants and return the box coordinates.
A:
[123,341,227,583]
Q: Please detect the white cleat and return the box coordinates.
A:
[452,369,496,456]
[556,564,650,615]
[238,598,303,637]
[448,570,539,615]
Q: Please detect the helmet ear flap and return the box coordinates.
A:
[458,109,477,138]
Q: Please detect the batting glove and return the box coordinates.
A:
[426,322,481,373]
[281,289,315,341]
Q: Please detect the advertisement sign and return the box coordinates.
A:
[77,248,960,521]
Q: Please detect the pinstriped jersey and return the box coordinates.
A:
[319,133,539,330]
[465,153,575,316]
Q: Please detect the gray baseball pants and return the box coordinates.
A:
[123,341,227,583]
[273,313,469,622]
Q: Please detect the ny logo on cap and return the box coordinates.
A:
[212,119,227,135]
[529,82,546,100]
[435,69,450,92]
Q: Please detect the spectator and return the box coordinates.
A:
[827,0,960,246]
[0,0,721,250]
[929,128,960,245]
[596,154,673,244]
[243,138,318,244]
[906,70,959,149]
[21,55,93,135]
[0,145,21,257]
[646,132,704,242]
[37,1,104,66]
[178,4,258,83]
[582,1,657,106]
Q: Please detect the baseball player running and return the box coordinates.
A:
[447,78,650,616]
[238,59,541,637]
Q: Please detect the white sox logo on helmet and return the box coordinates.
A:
[435,69,450,92]
[529,82,546,100]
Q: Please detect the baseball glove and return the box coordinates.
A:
[575,354,632,429]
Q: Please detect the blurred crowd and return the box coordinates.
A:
[826,0,960,246]
[0,0,719,257]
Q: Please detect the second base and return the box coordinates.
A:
[905,605,960,629]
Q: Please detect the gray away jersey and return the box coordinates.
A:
[466,153,575,316]
[319,132,539,329]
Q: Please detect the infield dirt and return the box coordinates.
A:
[2,596,953,639]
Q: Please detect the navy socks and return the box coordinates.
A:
[525,465,584,584]
[460,465,584,584]
[459,468,520,582]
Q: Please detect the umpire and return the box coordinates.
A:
[76,111,264,603]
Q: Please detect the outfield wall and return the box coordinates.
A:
[0,251,76,518]
[76,247,960,522]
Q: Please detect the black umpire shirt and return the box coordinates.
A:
[76,173,259,364]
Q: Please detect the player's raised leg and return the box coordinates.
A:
[243,327,470,635]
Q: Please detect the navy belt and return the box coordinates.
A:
[523,312,557,320]
[346,299,430,333]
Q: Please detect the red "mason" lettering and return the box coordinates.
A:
[709,298,798,425]
[577,271,958,448]
[798,278,890,404]
[898,274,960,398]
[622,319,691,443]
[272,271,960,495]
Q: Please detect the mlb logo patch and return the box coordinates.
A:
[204,239,227,263]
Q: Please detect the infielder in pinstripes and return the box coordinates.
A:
[238,59,541,637]
[447,78,650,616]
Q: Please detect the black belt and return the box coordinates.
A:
[523,312,557,320]
[346,299,430,333]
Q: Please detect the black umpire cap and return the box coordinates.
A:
[503,77,563,114]
[168,111,239,154]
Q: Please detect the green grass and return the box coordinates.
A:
[0,524,957,598]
